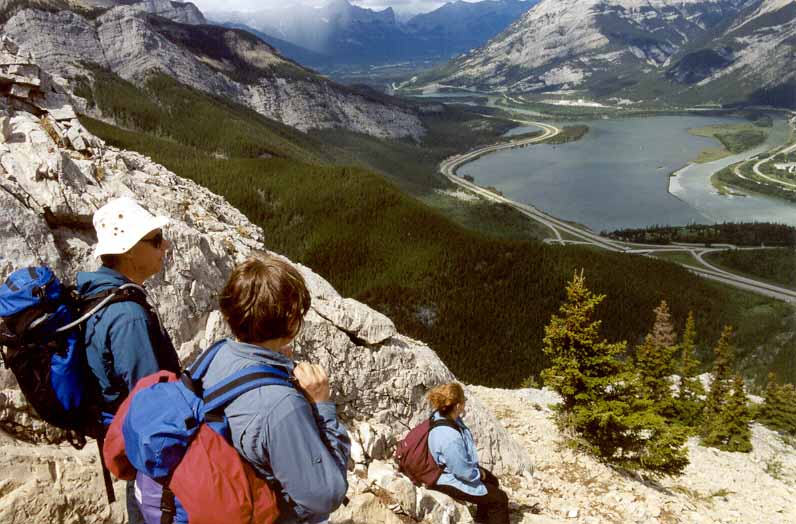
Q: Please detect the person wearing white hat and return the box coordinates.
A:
[91,196,171,283]
[76,197,181,524]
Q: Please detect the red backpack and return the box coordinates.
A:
[103,341,290,524]
[394,415,461,487]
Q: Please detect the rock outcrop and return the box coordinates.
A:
[0,38,526,523]
[0,1,425,139]
[122,0,206,25]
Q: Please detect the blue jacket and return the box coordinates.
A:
[77,266,180,417]
[202,338,351,524]
[428,411,487,496]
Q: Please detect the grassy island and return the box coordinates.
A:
[689,123,768,163]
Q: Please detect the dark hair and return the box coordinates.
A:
[100,254,122,269]
[219,252,311,344]
[427,383,465,416]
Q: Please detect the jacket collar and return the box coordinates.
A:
[222,338,295,372]
[76,265,138,295]
[432,410,466,428]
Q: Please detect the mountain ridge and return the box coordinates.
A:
[207,0,538,68]
[0,0,425,138]
[410,0,796,107]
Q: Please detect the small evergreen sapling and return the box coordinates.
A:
[702,327,753,452]
[635,301,679,417]
[703,325,735,425]
[541,270,626,412]
[758,373,796,436]
[703,375,752,452]
[675,312,705,428]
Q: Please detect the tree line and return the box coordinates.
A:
[604,222,796,247]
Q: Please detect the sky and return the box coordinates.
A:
[187,0,474,17]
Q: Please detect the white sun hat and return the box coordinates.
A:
[93,197,170,258]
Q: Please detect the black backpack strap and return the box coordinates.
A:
[159,485,177,524]
[95,434,116,505]
[79,284,152,317]
[201,365,295,419]
[429,416,462,433]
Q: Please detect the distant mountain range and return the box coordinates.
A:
[410,0,796,107]
[0,0,424,138]
[208,0,537,68]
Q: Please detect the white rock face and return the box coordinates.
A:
[1,5,424,140]
[701,0,796,89]
[125,0,206,25]
[0,42,526,522]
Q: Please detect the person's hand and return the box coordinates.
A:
[294,362,331,403]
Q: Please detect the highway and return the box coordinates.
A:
[752,141,796,190]
[438,123,796,303]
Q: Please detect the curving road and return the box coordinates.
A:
[438,123,796,303]
[752,141,796,190]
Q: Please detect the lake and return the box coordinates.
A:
[457,115,795,232]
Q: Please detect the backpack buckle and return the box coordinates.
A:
[160,486,177,517]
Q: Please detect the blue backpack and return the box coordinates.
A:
[0,265,151,442]
[107,340,294,524]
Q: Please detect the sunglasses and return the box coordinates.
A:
[141,231,165,249]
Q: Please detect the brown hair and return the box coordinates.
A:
[219,252,311,344]
[427,383,465,416]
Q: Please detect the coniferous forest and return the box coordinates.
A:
[79,69,796,388]
[605,222,796,246]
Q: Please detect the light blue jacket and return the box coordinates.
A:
[76,266,181,417]
[202,339,351,524]
[428,411,487,496]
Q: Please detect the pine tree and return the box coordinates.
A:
[541,270,626,412]
[703,375,752,452]
[636,301,679,416]
[703,325,734,425]
[702,326,753,451]
[542,271,689,475]
[676,311,705,428]
[758,373,796,435]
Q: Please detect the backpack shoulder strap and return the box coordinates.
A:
[429,417,462,434]
[56,283,151,334]
[187,339,228,379]
[201,364,294,415]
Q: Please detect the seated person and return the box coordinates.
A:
[427,383,509,524]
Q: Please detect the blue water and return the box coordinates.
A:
[458,115,795,232]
